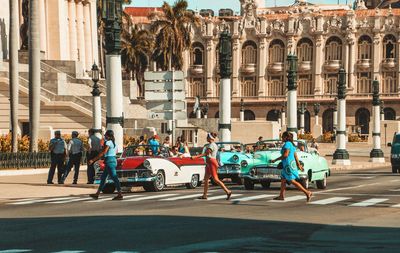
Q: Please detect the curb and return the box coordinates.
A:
[0,166,88,176]
[330,162,391,171]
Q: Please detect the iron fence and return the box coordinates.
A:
[0,152,88,169]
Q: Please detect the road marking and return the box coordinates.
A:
[391,204,400,208]
[9,197,79,205]
[111,251,140,253]
[48,197,94,204]
[160,193,204,201]
[390,179,400,182]
[0,250,32,253]
[349,198,388,207]
[389,189,400,192]
[85,194,144,203]
[51,251,85,253]
[269,195,306,202]
[310,197,351,205]
[125,194,178,202]
[205,194,242,201]
[232,194,275,202]
[10,198,40,202]
[321,183,379,193]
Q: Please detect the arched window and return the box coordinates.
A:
[298,75,313,95]
[358,35,372,60]
[356,72,372,94]
[325,36,342,61]
[324,74,338,94]
[241,77,257,97]
[189,78,206,97]
[384,107,396,120]
[297,38,313,62]
[355,108,370,134]
[191,42,204,65]
[382,72,396,94]
[269,39,285,63]
[383,34,396,59]
[244,110,256,121]
[266,110,280,121]
[267,76,285,96]
[241,41,257,65]
[322,109,334,133]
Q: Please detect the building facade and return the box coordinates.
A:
[127,0,400,136]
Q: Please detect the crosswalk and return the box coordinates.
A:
[4,192,400,208]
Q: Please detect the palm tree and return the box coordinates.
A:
[121,12,154,96]
[29,0,41,152]
[9,0,19,152]
[149,0,200,70]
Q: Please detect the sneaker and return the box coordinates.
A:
[89,194,99,200]
[112,195,123,200]
[72,181,77,185]
[47,182,54,185]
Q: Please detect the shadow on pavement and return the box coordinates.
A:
[0,215,399,252]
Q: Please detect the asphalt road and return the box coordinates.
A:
[1,166,400,253]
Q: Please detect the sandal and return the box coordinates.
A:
[226,191,232,200]
[273,196,284,201]
[306,192,313,203]
[197,196,207,200]
[89,194,99,200]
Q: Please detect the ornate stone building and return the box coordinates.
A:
[127,0,400,136]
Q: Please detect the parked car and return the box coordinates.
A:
[241,140,330,190]
[215,142,254,184]
[390,132,400,173]
[94,145,206,193]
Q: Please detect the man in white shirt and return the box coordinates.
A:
[62,131,84,184]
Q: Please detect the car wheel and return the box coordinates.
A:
[300,177,309,189]
[392,166,399,173]
[261,181,271,189]
[102,184,116,194]
[244,178,255,190]
[316,174,327,189]
[232,176,244,185]
[186,174,200,189]
[147,171,165,192]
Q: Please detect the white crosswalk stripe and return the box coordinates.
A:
[268,195,306,202]
[125,194,178,202]
[48,197,94,204]
[391,204,400,208]
[0,250,32,253]
[205,194,242,201]
[232,194,275,202]
[160,193,204,201]
[85,194,144,203]
[349,198,388,207]
[51,251,85,253]
[9,197,80,205]
[310,197,351,205]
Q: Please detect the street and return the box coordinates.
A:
[0,166,400,252]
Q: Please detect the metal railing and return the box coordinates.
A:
[0,152,88,169]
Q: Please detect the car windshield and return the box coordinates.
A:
[393,134,400,144]
[216,142,243,152]
[123,145,170,158]
[248,140,308,152]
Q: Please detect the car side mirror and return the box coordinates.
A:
[388,143,392,147]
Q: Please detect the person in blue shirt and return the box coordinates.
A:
[148,135,160,156]
[47,130,67,184]
[88,130,123,200]
[270,131,312,202]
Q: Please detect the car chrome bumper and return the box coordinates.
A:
[218,165,241,175]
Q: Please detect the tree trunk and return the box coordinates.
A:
[9,0,19,153]
[29,0,41,152]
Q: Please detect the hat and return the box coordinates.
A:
[54,130,61,135]
[72,131,79,136]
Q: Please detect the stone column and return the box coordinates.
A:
[218,30,232,142]
[380,101,385,121]
[89,0,99,64]
[314,36,323,95]
[240,99,244,122]
[333,103,338,131]
[231,38,240,96]
[257,37,267,96]
[298,103,306,135]
[206,39,214,96]
[348,40,356,91]
[91,64,102,134]
[373,34,382,80]
[281,106,286,130]
[76,0,86,71]
[287,54,298,139]
[39,0,47,55]
[83,1,93,72]
[370,79,385,163]
[332,68,351,165]
[313,103,323,140]
[68,0,77,61]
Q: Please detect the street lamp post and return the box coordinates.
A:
[218,29,232,142]
[314,103,320,125]
[281,103,286,130]
[102,0,124,152]
[370,79,385,163]
[240,99,245,122]
[332,68,351,165]
[380,101,385,121]
[287,54,298,139]
[91,63,102,137]
[298,102,306,135]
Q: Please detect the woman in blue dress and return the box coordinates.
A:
[88,130,123,200]
[270,131,312,202]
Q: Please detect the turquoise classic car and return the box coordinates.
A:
[390,132,400,173]
[215,142,254,184]
[241,140,330,190]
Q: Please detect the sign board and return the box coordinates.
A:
[144,91,186,101]
[149,111,187,121]
[145,81,185,91]
[144,71,184,81]
[147,101,186,111]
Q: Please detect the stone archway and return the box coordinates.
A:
[244,110,256,121]
[322,109,334,133]
[355,108,370,134]
[266,109,279,121]
[384,107,396,120]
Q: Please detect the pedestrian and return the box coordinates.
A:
[163,136,171,148]
[47,130,67,184]
[87,129,103,184]
[88,130,123,200]
[256,136,264,150]
[191,132,232,200]
[62,131,84,184]
[148,135,160,156]
[270,131,312,202]
[178,136,190,155]
[310,138,319,150]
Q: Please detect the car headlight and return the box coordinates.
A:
[143,160,151,169]
[250,168,256,176]
[241,160,248,168]
[232,155,239,162]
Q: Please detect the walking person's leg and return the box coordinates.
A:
[290,180,312,202]
[57,154,65,184]
[274,179,287,200]
[73,154,82,184]
[87,151,97,184]
[107,158,122,200]
[199,172,211,199]
[209,159,232,199]
[90,166,109,199]
[47,154,57,184]
[61,156,72,183]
